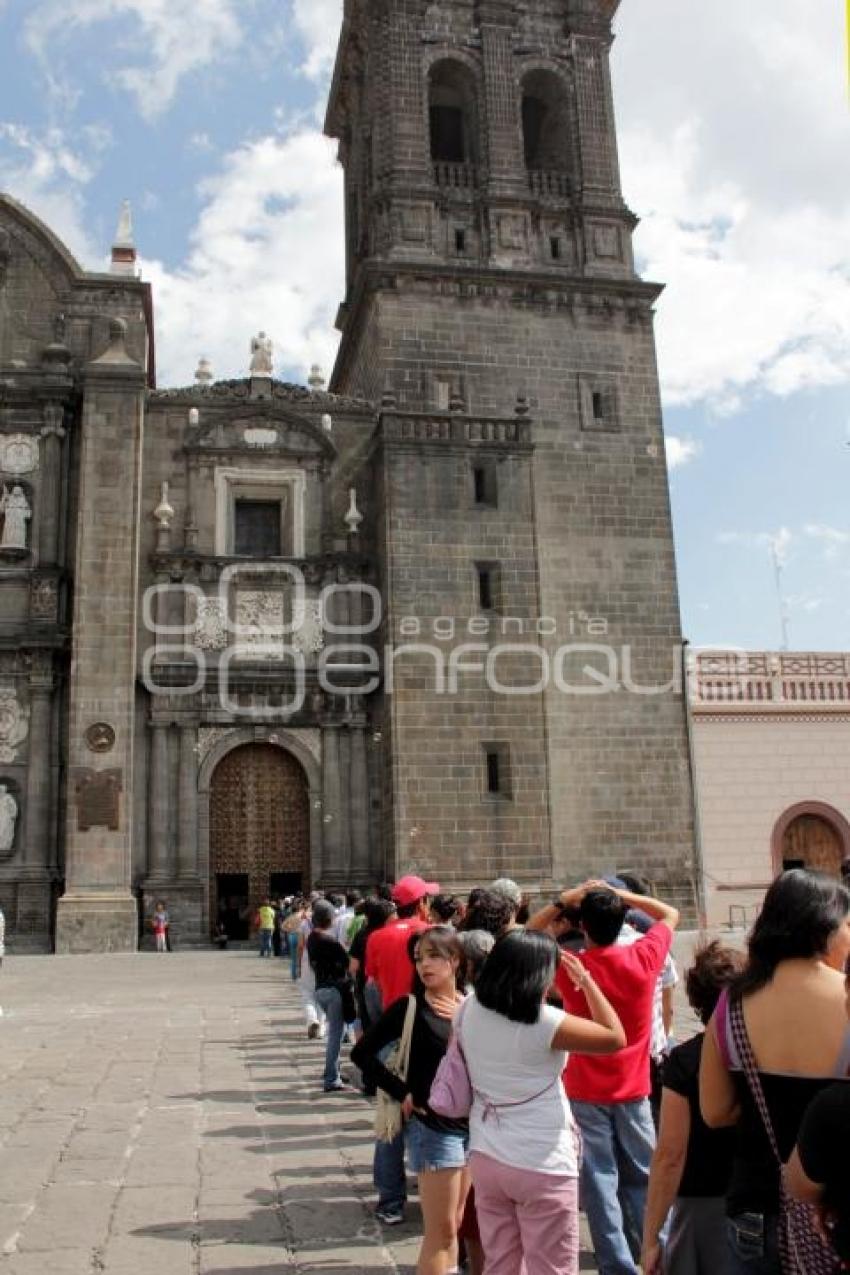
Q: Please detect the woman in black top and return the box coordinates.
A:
[641,941,744,1274]
[307,900,354,1092]
[352,925,468,1275]
[787,957,850,1268]
[700,870,850,1274]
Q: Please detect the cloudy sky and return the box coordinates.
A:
[0,0,848,652]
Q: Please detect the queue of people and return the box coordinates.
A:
[286,867,850,1275]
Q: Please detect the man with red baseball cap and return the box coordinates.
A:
[363,874,439,1225]
[366,875,439,1012]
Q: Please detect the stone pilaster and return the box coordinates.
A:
[56,319,146,954]
[178,724,199,879]
[147,720,171,880]
[321,723,343,882]
[39,405,66,565]
[349,720,371,881]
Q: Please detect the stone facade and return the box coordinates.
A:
[691,651,850,927]
[0,0,698,952]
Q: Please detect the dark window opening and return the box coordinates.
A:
[476,561,501,611]
[522,96,547,168]
[550,236,562,260]
[430,104,466,163]
[234,499,282,557]
[592,391,606,422]
[473,464,498,508]
[455,228,467,255]
[483,743,511,799]
[478,567,493,611]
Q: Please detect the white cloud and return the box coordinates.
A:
[0,124,107,265]
[24,0,244,121]
[142,128,344,386]
[665,435,701,470]
[614,0,850,411]
[292,0,342,82]
[717,527,794,567]
[804,524,850,559]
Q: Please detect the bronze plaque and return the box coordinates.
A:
[76,769,122,831]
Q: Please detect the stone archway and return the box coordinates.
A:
[208,743,310,939]
[772,801,850,878]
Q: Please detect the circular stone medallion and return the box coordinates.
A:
[85,722,116,754]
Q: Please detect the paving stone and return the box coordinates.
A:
[0,952,609,1272]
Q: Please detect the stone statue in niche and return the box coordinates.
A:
[249,332,274,377]
[0,485,31,549]
[0,784,17,854]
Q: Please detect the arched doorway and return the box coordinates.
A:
[209,743,309,939]
[772,802,850,878]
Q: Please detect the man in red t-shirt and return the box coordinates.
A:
[535,880,679,1275]
[365,874,437,1011]
[364,873,438,1226]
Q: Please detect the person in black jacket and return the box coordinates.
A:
[307,899,355,1092]
[352,925,468,1270]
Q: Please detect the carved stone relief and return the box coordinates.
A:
[292,598,325,655]
[0,434,39,476]
[0,686,29,763]
[30,577,58,621]
[194,597,228,650]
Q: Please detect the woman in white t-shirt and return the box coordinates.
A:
[462,930,625,1275]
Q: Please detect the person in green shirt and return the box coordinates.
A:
[257,899,275,958]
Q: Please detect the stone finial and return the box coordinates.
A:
[449,385,466,414]
[188,407,200,427]
[344,488,363,536]
[110,200,138,276]
[321,413,333,434]
[153,481,175,529]
[194,357,213,387]
[91,316,139,368]
[249,332,274,377]
[308,364,326,391]
[515,390,530,417]
[380,386,397,411]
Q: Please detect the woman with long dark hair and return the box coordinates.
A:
[700,869,850,1274]
[463,929,626,1275]
[352,926,468,1275]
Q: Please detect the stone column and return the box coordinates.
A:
[478,11,525,193]
[321,724,343,882]
[349,721,371,882]
[147,721,170,879]
[56,317,147,953]
[177,724,199,879]
[39,406,66,565]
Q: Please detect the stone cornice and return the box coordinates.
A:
[332,258,660,391]
[150,378,374,416]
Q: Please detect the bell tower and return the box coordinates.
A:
[326,0,698,910]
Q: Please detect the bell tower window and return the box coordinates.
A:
[521,70,572,176]
[429,60,478,176]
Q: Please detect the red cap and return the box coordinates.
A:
[391,874,440,908]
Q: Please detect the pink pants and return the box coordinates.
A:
[470,1151,579,1275]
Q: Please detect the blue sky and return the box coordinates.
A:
[0,0,848,652]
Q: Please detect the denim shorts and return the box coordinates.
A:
[407,1117,469,1173]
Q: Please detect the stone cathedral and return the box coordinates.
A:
[0,0,697,953]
